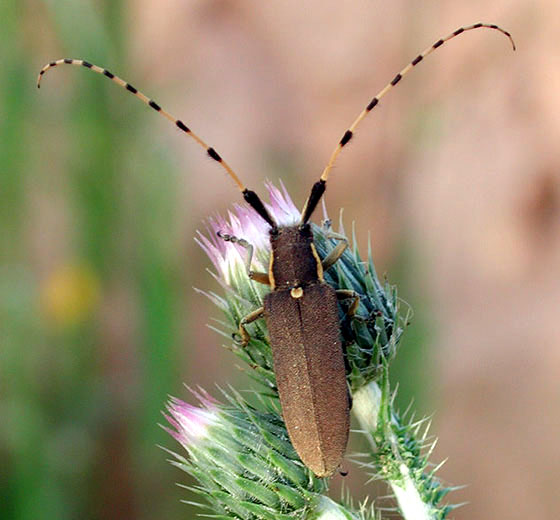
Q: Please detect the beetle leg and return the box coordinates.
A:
[217,231,270,285]
[322,231,349,271]
[336,289,360,317]
[238,306,265,346]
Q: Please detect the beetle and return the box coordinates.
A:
[37,22,514,477]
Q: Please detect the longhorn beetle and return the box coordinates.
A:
[38,23,515,477]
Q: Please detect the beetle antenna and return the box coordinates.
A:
[37,59,277,228]
[317,23,515,187]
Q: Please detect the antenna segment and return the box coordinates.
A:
[37,59,247,193]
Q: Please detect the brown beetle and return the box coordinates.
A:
[220,181,356,477]
[37,22,514,477]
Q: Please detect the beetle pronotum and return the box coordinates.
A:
[38,23,515,477]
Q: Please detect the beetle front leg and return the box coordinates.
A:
[322,230,349,271]
[217,231,270,285]
[336,289,360,317]
[238,306,265,346]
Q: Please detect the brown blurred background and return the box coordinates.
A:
[2,0,558,519]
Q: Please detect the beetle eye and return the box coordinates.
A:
[298,223,311,235]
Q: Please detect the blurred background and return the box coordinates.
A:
[1,0,558,518]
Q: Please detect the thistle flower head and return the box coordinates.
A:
[196,181,404,392]
[164,389,219,447]
[164,388,329,518]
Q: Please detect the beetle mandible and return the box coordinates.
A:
[38,22,514,477]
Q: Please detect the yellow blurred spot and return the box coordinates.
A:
[41,265,100,327]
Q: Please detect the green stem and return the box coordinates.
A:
[353,380,442,520]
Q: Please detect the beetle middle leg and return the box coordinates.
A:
[237,306,265,346]
[216,231,270,285]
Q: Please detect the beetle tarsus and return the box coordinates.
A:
[217,230,266,282]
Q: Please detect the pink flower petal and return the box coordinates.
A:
[196,182,301,285]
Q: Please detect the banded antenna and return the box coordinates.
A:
[299,22,515,225]
[37,59,277,228]
[39,22,514,228]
